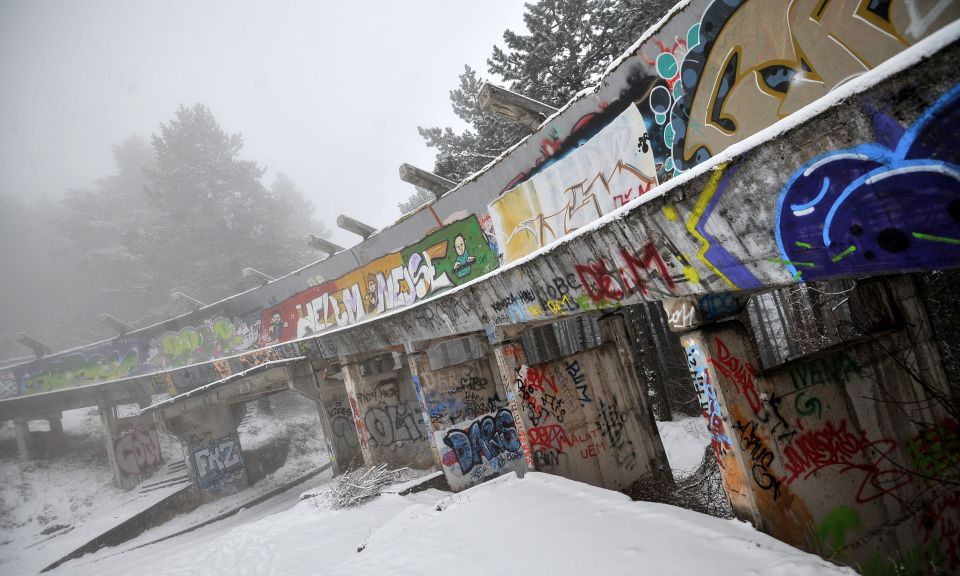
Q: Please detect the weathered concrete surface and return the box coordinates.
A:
[407,335,525,491]
[313,370,363,473]
[493,315,672,492]
[340,352,434,470]
[161,404,248,502]
[683,275,959,572]
[2,3,956,408]
[100,406,163,490]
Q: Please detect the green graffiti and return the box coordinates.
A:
[154,317,254,369]
[908,420,960,478]
[400,216,497,287]
[789,352,861,401]
[862,542,948,576]
[816,505,861,555]
[22,350,140,394]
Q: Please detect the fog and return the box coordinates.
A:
[0,0,527,356]
[0,0,527,245]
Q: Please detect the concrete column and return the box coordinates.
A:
[674,278,958,573]
[340,352,434,470]
[14,419,31,460]
[98,403,127,488]
[314,369,363,474]
[491,315,672,492]
[46,415,66,452]
[48,417,63,435]
[407,335,526,491]
[162,404,248,502]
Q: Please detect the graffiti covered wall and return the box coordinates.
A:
[113,426,163,486]
[2,1,957,413]
[341,359,434,470]
[683,278,960,573]
[489,106,658,262]
[496,319,671,492]
[409,347,524,491]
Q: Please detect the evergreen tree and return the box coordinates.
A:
[417,66,529,183]
[397,185,438,214]
[489,0,675,106]
[410,0,675,206]
[141,104,319,301]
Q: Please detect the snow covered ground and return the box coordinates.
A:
[0,391,328,575]
[53,471,855,576]
[5,406,841,576]
[657,415,712,473]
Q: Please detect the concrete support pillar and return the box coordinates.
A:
[407,334,526,491]
[98,403,126,488]
[340,352,434,470]
[490,315,672,492]
[48,417,63,435]
[46,415,66,451]
[672,277,959,572]
[14,419,31,460]
[313,368,363,474]
[162,404,248,502]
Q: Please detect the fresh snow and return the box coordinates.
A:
[0,392,328,575]
[658,416,712,474]
[4,400,845,576]
[53,472,854,576]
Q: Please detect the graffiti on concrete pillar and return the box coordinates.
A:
[363,401,424,448]
[193,434,244,491]
[115,427,162,479]
[686,338,731,464]
[437,408,526,489]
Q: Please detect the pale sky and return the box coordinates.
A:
[0,0,529,246]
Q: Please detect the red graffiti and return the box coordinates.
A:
[523,365,557,394]
[115,428,162,477]
[619,242,676,294]
[575,242,675,303]
[349,395,368,446]
[527,424,574,452]
[710,337,762,415]
[919,492,960,571]
[781,419,910,503]
[576,259,623,303]
[611,180,655,207]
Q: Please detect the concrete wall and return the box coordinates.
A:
[162,404,248,502]
[316,373,363,473]
[2,1,956,405]
[495,315,672,491]
[682,275,959,573]
[407,335,525,491]
[341,353,434,470]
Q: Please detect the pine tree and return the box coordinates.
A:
[410,0,675,208]
[417,66,529,183]
[489,0,676,106]
[397,185,437,214]
[141,104,322,302]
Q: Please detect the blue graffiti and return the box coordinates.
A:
[776,84,960,281]
[443,409,522,475]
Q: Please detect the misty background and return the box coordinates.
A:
[0,0,674,361]
[0,0,528,358]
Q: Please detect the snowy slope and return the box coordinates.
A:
[54,472,854,576]
[0,392,328,575]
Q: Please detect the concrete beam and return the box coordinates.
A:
[398,164,455,198]
[478,83,558,131]
[337,215,377,240]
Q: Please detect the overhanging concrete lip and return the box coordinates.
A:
[140,356,306,416]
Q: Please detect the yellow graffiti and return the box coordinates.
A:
[686,163,737,289]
